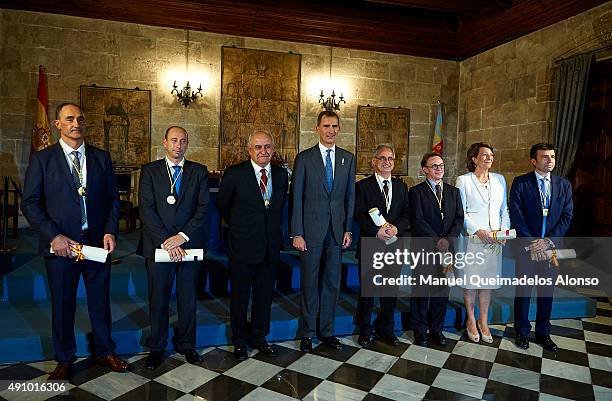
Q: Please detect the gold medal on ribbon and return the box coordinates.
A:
[78,186,86,197]
[264,199,270,208]
[167,195,176,205]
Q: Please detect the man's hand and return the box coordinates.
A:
[475,229,495,244]
[162,234,186,251]
[531,250,548,262]
[376,226,391,241]
[528,238,549,253]
[385,224,398,237]
[342,232,352,249]
[103,234,116,253]
[168,246,187,262]
[436,238,450,252]
[50,234,76,258]
[293,236,307,252]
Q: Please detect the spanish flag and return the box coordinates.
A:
[432,101,444,154]
[31,65,51,153]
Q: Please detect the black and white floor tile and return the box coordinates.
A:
[1,296,611,401]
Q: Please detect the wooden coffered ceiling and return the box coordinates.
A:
[1,0,607,60]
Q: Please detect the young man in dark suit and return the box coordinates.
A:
[138,126,210,369]
[509,143,573,351]
[354,144,410,347]
[22,103,128,380]
[217,130,288,360]
[291,110,355,352]
[408,152,463,347]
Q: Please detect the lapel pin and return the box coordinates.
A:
[341,158,345,166]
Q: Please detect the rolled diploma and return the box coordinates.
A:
[368,207,397,245]
[155,248,204,263]
[50,245,109,263]
[546,249,576,259]
[470,229,516,243]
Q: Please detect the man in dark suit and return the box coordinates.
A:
[509,143,573,352]
[217,130,288,360]
[22,102,128,380]
[354,144,410,347]
[291,110,355,352]
[408,152,463,347]
[138,126,209,370]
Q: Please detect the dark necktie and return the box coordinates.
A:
[382,179,389,211]
[260,168,268,196]
[435,183,442,203]
[71,151,86,226]
[172,165,181,194]
[325,149,333,191]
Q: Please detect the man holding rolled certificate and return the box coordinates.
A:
[138,126,210,369]
[217,130,288,361]
[22,103,128,380]
[353,144,410,347]
[509,143,573,351]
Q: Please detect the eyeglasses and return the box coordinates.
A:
[375,156,395,162]
[427,163,445,170]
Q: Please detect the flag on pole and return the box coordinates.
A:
[432,101,444,154]
[31,65,51,153]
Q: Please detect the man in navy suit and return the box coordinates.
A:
[408,152,463,347]
[509,143,573,351]
[217,130,288,360]
[291,110,355,352]
[22,103,128,380]
[354,144,410,347]
[138,126,210,369]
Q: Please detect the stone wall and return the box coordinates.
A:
[457,2,612,185]
[0,9,459,185]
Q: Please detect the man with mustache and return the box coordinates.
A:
[22,103,128,380]
[217,130,288,360]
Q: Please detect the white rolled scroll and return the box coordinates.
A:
[470,229,516,244]
[368,207,398,245]
[50,244,109,263]
[546,249,577,260]
[154,248,205,263]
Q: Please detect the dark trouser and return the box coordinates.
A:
[146,259,201,353]
[355,296,397,336]
[299,228,341,338]
[409,265,449,336]
[229,255,277,347]
[45,231,114,363]
[355,258,398,335]
[514,260,556,337]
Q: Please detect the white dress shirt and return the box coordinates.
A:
[59,138,88,229]
[375,173,393,212]
[318,142,335,178]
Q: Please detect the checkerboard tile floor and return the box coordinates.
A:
[1,295,611,401]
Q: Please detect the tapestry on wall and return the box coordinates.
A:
[80,85,151,169]
[356,105,410,175]
[220,46,301,170]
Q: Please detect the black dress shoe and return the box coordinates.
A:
[299,337,313,352]
[145,351,164,370]
[357,334,372,347]
[233,345,248,361]
[255,343,277,357]
[181,349,202,365]
[515,334,530,349]
[376,332,400,346]
[413,333,429,347]
[535,335,557,352]
[319,336,343,350]
[430,332,447,346]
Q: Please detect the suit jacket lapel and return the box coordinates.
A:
[367,175,387,216]
[54,143,80,197]
[549,174,559,219]
[176,160,192,206]
[309,145,329,195]
[250,162,267,209]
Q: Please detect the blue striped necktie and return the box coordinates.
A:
[325,149,333,191]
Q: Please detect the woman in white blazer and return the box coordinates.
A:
[455,143,510,343]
